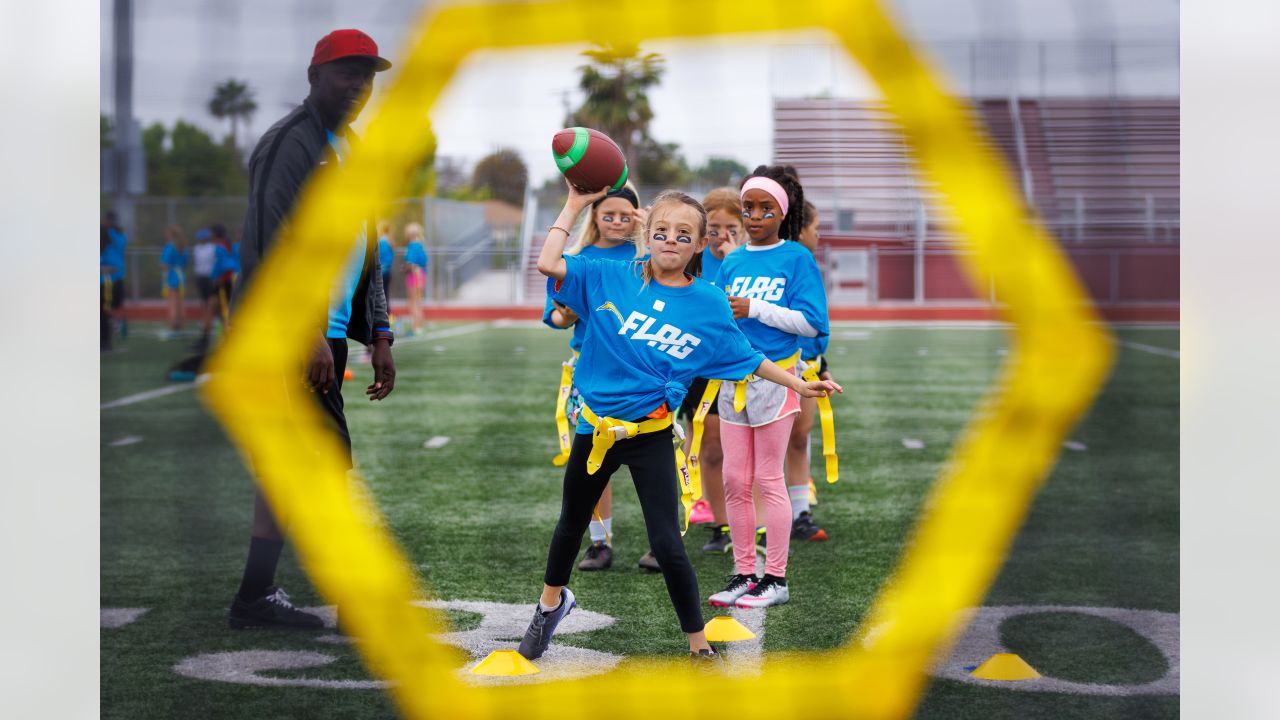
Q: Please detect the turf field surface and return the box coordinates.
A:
[101,321,1178,719]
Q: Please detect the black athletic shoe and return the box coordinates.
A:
[791,511,829,542]
[689,647,725,670]
[228,586,324,629]
[701,525,732,553]
[578,541,613,571]
[517,588,576,660]
[637,550,661,572]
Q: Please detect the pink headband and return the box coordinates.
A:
[740,176,789,217]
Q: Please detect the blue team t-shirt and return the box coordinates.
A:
[715,240,830,362]
[550,255,765,433]
[405,241,428,270]
[161,242,187,289]
[101,227,128,282]
[542,242,639,352]
[378,237,394,273]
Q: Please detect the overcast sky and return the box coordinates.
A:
[101,0,1178,184]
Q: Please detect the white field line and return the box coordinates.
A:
[727,608,765,677]
[100,323,493,411]
[423,436,451,449]
[100,382,199,410]
[393,321,491,346]
[1120,340,1179,359]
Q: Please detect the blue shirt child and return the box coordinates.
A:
[161,242,188,289]
[714,240,829,362]
[550,255,765,433]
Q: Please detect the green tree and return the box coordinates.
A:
[208,79,258,150]
[566,42,665,171]
[141,120,247,196]
[634,137,691,188]
[692,157,749,187]
[471,148,528,206]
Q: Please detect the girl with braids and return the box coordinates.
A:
[519,183,839,663]
[708,165,830,609]
[788,200,834,542]
[542,183,659,573]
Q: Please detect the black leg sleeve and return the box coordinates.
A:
[543,433,619,587]
[626,431,705,634]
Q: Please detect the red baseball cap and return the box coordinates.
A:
[310,29,392,72]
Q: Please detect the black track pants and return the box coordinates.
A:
[543,429,705,634]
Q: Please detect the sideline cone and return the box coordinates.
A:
[470,650,540,676]
[704,616,757,642]
[970,652,1041,681]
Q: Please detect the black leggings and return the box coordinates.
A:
[544,430,705,634]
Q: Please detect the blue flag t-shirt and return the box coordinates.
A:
[549,255,765,433]
[542,241,639,352]
[378,237,394,272]
[715,240,829,362]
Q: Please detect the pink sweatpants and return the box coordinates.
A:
[720,414,796,577]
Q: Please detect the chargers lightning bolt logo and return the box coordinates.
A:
[596,302,625,324]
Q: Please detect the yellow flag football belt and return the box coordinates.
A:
[578,402,697,536]
[731,350,801,413]
[551,351,578,467]
[802,358,840,484]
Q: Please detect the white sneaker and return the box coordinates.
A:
[735,574,789,608]
[708,573,757,607]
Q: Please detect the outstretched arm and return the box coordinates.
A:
[752,358,843,398]
[536,182,610,280]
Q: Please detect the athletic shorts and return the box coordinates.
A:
[405,266,426,290]
[717,366,800,427]
[197,276,215,300]
[677,377,720,421]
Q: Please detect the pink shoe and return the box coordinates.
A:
[689,498,714,525]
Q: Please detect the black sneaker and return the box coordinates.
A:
[228,586,324,629]
[791,511,829,542]
[689,647,725,669]
[701,525,732,554]
[637,550,661,572]
[578,541,613,571]
[517,588,576,660]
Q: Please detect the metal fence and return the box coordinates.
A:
[108,195,522,303]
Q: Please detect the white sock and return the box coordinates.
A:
[538,594,562,613]
[589,517,612,544]
[788,485,810,520]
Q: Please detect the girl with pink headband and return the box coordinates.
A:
[707,165,831,609]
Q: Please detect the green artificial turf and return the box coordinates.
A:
[101,321,1178,719]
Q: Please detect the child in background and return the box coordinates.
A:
[403,223,428,335]
[190,228,216,352]
[678,187,746,553]
[710,165,830,609]
[788,201,834,541]
[160,224,189,335]
[543,184,655,573]
[520,182,839,663]
[377,220,395,309]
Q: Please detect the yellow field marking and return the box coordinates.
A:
[202,1,1114,718]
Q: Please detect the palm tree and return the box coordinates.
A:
[208,79,258,151]
[566,43,665,171]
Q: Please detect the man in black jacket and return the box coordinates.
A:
[229,29,397,629]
